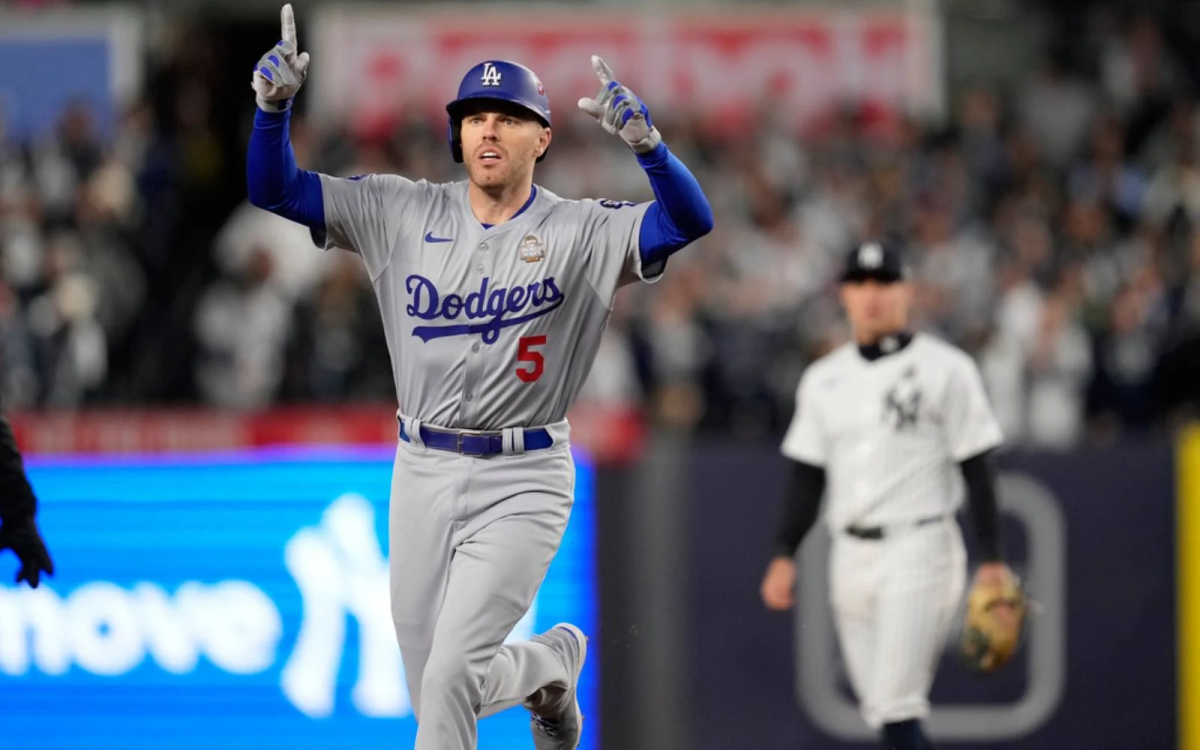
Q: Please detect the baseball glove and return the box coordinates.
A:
[959,569,1028,672]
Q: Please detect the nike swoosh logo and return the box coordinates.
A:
[424,232,453,243]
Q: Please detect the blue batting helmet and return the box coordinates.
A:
[446,60,551,163]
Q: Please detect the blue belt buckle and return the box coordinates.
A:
[455,430,490,457]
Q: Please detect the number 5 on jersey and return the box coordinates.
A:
[516,335,547,382]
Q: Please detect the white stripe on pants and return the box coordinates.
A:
[828,517,966,730]
[388,438,576,750]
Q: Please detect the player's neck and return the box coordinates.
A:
[468,180,535,226]
[855,329,913,361]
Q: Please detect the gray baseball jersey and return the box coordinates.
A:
[316,175,659,430]
[313,173,660,749]
[780,333,1004,531]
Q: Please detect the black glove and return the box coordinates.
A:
[0,515,54,588]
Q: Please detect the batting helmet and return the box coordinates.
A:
[446,60,551,163]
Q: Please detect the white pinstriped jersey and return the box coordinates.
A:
[317,175,660,430]
[780,333,1003,530]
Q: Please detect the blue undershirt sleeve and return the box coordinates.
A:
[634,143,713,267]
[246,107,325,229]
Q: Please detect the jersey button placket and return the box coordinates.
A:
[463,244,492,422]
[463,234,496,421]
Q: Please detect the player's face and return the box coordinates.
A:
[840,277,913,341]
[459,105,551,190]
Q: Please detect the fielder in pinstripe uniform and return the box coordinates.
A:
[760,239,1014,750]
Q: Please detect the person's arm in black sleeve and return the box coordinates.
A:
[960,449,1002,562]
[762,460,826,611]
[771,460,827,559]
[0,411,37,522]
[0,410,53,588]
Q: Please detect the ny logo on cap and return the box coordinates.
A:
[858,242,884,269]
[481,62,503,87]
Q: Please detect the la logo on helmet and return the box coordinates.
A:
[481,62,502,87]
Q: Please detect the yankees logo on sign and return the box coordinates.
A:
[481,62,503,87]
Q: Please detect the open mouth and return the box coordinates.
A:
[478,150,502,165]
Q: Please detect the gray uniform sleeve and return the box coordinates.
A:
[316,173,421,281]
[578,199,660,307]
[780,369,828,467]
[942,354,1005,461]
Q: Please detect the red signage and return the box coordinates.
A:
[8,404,645,465]
[311,6,942,137]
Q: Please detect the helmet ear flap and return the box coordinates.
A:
[448,118,463,163]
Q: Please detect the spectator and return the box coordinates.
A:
[280,253,390,403]
[5,10,1200,452]
[193,246,291,409]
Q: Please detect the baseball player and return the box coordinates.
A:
[759,239,1015,750]
[245,6,712,749]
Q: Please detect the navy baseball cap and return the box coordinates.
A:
[839,239,910,283]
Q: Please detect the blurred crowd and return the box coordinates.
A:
[3,8,1200,449]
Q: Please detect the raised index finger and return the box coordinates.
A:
[281,3,297,47]
[591,55,615,86]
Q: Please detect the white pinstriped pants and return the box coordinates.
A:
[828,517,967,730]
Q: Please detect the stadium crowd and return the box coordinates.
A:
[2,8,1200,450]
